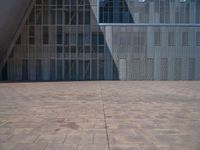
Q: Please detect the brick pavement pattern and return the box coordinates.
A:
[0,81,200,150]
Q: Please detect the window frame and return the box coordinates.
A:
[97,0,200,26]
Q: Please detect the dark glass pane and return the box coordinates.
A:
[43,26,49,44]
[99,0,134,23]
[57,26,63,44]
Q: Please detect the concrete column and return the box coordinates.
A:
[154,48,161,80]
[149,2,154,23]
[169,2,175,23]
[190,2,195,23]
[168,57,174,80]
[134,13,139,23]
[182,57,188,80]
[104,26,113,80]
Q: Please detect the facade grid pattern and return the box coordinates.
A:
[1,0,200,81]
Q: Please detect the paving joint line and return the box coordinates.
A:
[99,83,110,150]
[103,104,110,150]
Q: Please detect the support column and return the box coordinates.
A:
[104,26,113,80]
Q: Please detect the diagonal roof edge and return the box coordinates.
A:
[0,0,35,71]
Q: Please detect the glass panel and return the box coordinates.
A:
[154,31,161,46]
[168,32,175,46]
[57,26,63,44]
[43,26,49,44]
[36,59,42,80]
[99,0,134,23]
[182,32,188,46]
[57,60,63,80]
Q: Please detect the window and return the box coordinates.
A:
[36,59,42,80]
[71,46,76,53]
[85,5,90,24]
[196,1,200,23]
[71,6,77,24]
[182,32,188,46]
[57,60,63,80]
[50,9,56,24]
[84,26,90,45]
[78,8,84,25]
[85,46,90,53]
[99,46,104,53]
[189,58,195,80]
[65,6,70,24]
[98,33,104,45]
[175,3,190,24]
[36,6,42,24]
[174,58,182,80]
[36,0,42,5]
[65,33,69,45]
[161,58,168,80]
[43,26,49,44]
[29,26,35,44]
[57,26,63,44]
[168,32,175,46]
[57,0,63,8]
[57,10,63,24]
[43,6,49,24]
[78,46,83,53]
[57,46,63,58]
[78,34,83,45]
[50,60,56,80]
[70,33,76,45]
[64,46,69,53]
[65,0,70,5]
[50,0,56,5]
[57,46,63,53]
[154,31,161,46]
[99,0,134,23]
[196,32,200,46]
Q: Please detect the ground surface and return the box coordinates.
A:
[0,81,200,150]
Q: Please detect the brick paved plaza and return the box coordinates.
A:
[0,81,200,150]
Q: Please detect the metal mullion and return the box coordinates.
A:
[76,3,78,81]
[89,26,92,81]
[62,0,65,80]
[20,25,23,80]
[27,11,30,80]
[34,4,37,81]
[97,28,99,80]
[55,1,57,80]
[69,25,71,80]
[83,27,85,80]
[82,27,85,80]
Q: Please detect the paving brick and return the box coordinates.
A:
[77,144,109,150]
[10,143,47,150]
[110,145,141,150]
[46,143,77,150]
[0,81,200,149]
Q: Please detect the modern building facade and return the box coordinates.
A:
[0,0,200,81]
